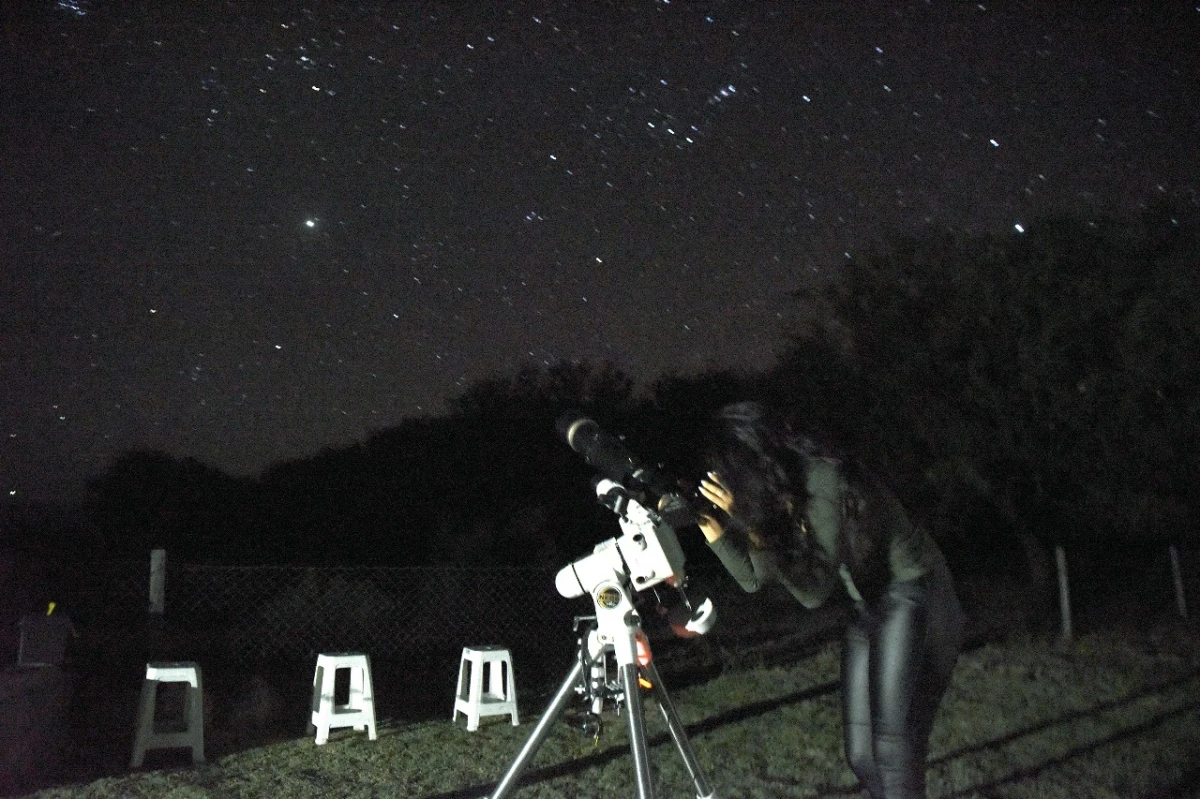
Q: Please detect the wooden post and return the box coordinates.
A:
[149,548,166,616]
[1055,545,1072,641]
[1170,544,1188,620]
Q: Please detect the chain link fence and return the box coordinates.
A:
[169,563,578,665]
[7,552,829,685]
[11,558,593,676]
[8,541,1193,689]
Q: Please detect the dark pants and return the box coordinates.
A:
[842,571,964,799]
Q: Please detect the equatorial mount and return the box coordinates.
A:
[487,472,717,799]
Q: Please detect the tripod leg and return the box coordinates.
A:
[489,658,585,799]
[620,661,656,799]
[645,661,716,799]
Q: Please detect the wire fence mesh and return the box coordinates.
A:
[169,563,577,663]
[6,541,1194,679]
[5,553,829,683]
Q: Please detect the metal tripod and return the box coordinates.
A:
[488,579,716,799]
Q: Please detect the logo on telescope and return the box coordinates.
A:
[595,586,622,609]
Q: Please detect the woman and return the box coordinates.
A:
[697,402,964,799]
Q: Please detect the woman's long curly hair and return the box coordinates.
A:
[706,401,818,555]
[708,400,893,600]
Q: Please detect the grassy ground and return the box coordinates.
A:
[18,620,1200,799]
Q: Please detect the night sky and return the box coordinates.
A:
[2,1,1197,504]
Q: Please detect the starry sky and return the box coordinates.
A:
[2,1,1197,505]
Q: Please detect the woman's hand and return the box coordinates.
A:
[699,471,734,513]
[696,471,733,543]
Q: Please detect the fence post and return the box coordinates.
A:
[1055,544,1073,641]
[149,549,166,616]
[1170,544,1188,620]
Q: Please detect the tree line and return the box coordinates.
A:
[10,211,1198,603]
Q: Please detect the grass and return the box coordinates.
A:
[18,619,1200,799]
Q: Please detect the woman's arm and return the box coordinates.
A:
[709,535,770,592]
[698,472,771,592]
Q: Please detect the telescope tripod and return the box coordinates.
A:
[488,581,716,799]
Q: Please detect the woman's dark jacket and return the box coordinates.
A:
[707,457,950,608]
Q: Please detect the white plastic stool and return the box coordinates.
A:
[453,645,519,731]
[130,661,205,767]
[309,652,377,745]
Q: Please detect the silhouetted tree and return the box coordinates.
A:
[245,361,644,566]
[641,370,762,479]
[86,450,256,560]
[448,360,637,422]
[782,213,1200,616]
[442,360,642,564]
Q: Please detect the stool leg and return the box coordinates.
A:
[312,666,334,745]
[349,666,363,710]
[309,664,325,736]
[350,666,365,731]
[467,659,483,731]
[187,677,206,765]
[454,656,469,721]
[360,662,378,741]
[130,679,158,768]
[506,659,519,726]
[496,661,511,700]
